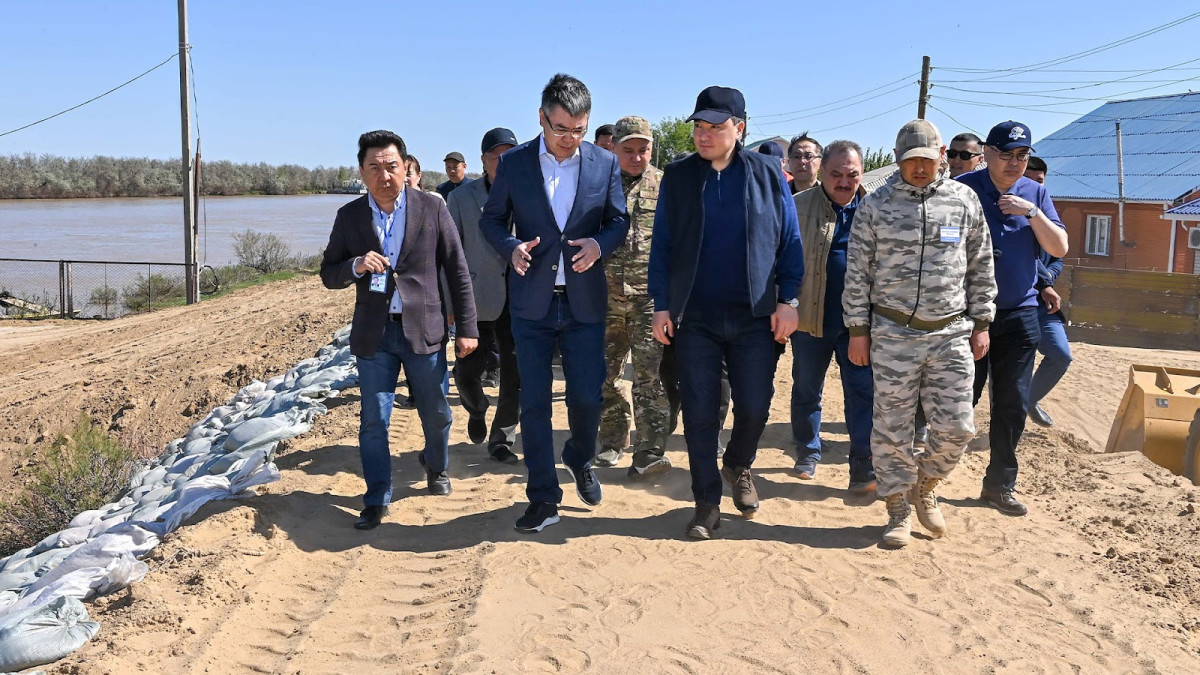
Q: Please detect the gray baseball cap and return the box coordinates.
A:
[895,119,943,162]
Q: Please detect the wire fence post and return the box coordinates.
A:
[65,261,74,318]
[57,261,66,318]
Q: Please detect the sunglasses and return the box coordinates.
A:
[946,150,982,160]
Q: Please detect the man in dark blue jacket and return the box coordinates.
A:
[480,74,629,533]
[649,86,804,539]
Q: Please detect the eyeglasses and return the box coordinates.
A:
[789,152,821,161]
[990,147,1031,163]
[946,150,982,161]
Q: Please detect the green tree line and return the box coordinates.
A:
[0,153,360,199]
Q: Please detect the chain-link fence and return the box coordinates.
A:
[0,258,189,319]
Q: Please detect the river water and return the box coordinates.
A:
[0,194,357,316]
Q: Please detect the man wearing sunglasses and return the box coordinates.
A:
[480,73,629,533]
[956,121,1068,517]
[946,132,986,178]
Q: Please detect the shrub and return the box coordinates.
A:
[233,229,293,274]
[88,285,119,317]
[0,417,135,557]
[121,273,184,312]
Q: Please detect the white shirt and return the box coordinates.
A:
[538,135,580,286]
[367,190,406,313]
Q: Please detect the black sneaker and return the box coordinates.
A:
[980,487,1028,516]
[515,502,560,533]
[467,415,488,444]
[686,503,721,540]
[1028,403,1054,427]
[489,443,520,464]
[627,450,671,479]
[563,462,602,506]
[482,369,500,388]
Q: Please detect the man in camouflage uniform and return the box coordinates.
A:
[595,116,672,478]
[843,119,996,548]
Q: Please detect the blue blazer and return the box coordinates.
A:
[479,137,629,324]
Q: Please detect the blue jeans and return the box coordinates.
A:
[1029,304,1072,404]
[675,304,782,506]
[355,318,452,507]
[982,307,1040,491]
[511,293,606,504]
[789,329,875,480]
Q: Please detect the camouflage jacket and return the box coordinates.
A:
[843,172,996,336]
[608,165,662,297]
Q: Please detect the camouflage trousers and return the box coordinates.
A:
[599,294,671,455]
[870,314,976,497]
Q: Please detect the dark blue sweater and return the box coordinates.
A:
[691,154,750,308]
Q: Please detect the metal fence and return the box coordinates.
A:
[0,258,190,319]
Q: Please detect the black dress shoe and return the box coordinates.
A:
[514,502,560,533]
[354,505,388,530]
[418,453,452,496]
[980,487,1028,516]
[489,444,520,464]
[563,462,602,506]
[468,415,488,444]
[1028,403,1054,427]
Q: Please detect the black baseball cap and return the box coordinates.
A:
[687,86,746,124]
[756,141,784,158]
[443,151,466,163]
[481,127,518,154]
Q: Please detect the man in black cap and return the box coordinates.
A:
[649,85,804,539]
[957,121,1067,516]
[437,151,470,201]
[594,124,615,152]
[447,128,522,463]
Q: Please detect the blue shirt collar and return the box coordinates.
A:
[366,189,404,218]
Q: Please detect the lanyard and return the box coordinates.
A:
[373,199,400,259]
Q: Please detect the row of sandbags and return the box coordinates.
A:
[0,324,357,673]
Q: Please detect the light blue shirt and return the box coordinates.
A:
[538,135,580,286]
[367,190,406,313]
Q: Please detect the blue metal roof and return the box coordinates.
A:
[1165,196,1200,216]
[1034,92,1200,202]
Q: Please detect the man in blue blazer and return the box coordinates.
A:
[480,73,629,533]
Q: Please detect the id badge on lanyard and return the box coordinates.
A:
[370,205,397,294]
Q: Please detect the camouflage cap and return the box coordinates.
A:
[895,119,942,162]
[613,116,653,144]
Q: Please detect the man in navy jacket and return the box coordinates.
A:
[480,74,629,533]
[649,86,804,539]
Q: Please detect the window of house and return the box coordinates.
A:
[1085,215,1111,256]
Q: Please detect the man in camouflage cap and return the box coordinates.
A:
[596,116,673,478]
[843,119,997,548]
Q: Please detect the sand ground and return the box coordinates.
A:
[2,275,1199,674]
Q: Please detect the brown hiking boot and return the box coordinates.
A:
[720,464,760,517]
[686,503,721,540]
[909,476,946,537]
[882,493,912,548]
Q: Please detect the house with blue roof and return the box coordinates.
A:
[1034,91,1200,274]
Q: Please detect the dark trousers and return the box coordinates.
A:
[453,302,520,451]
[789,328,875,480]
[976,306,1041,491]
[510,292,606,504]
[674,304,782,506]
[660,341,730,433]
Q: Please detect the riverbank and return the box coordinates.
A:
[1,275,1198,672]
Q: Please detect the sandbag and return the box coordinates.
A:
[0,596,99,672]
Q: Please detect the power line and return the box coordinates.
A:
[757,81,914,126]
[926,103,981,136]
[935,70,1200,104]
[935,57,1200,97]
[0,52,178,139]
[938,11,1200,80]
[754,73,918,119]
[810,100,914,135]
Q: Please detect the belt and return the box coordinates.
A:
[872,304,962,332]
[553,285,567,294]
[389,313,402,322]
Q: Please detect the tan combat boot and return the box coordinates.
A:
[910,475,946,537]
[882,493,912,548]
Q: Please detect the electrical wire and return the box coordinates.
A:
[810,100,914,135]
[0,53,178,139]
[926,104,981,137]
[756,81,915,126]
[754,73,918,119]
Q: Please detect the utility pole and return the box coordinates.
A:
[917,56,931,119]
[179,0,197,304]
[1116,119,1127,246]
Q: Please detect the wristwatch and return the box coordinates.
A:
[780,297,799,309]
[1026,206,1039,219]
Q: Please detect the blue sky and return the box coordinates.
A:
[2,1,1198,170]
